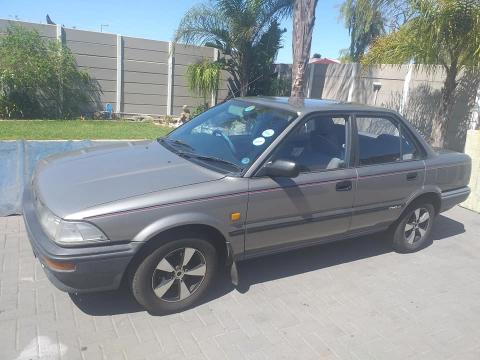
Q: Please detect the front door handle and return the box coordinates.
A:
[406,172,418,181]
[336,180,352,192]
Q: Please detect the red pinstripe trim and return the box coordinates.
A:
[88,177,356,219]
[357,168,424,179]
[428,163,469,171]
[90,164,466,219]
[86,191,248,219]
[251,177,357,195]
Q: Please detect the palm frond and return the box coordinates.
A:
[363,0,480,68]
[175,0,291,96]
[186,59,222,100]
[174,4,230,48]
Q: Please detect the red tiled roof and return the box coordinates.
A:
[309,58,340,64]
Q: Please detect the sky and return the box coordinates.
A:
[0,0,350,63]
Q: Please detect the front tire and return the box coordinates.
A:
[131,236,218,314]
[391,203,435,253]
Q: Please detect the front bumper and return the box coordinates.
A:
[440,186,471,212]
[22,183,142,293]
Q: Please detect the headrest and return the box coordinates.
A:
[313,117,335,135]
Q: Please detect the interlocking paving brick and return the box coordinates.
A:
[1,207,480,359]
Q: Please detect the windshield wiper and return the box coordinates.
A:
[159,138,195,151]
[177,152,242,171]
[194,155,242,171]
[159,139,241,171]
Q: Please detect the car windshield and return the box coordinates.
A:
[163,100,297,171]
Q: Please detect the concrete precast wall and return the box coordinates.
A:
[3,18,479,148]
[305,63,480,152]
[0,19,230,117]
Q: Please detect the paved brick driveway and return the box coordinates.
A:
[1,206,479,360]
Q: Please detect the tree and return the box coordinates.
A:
[338,49,354,63]
[175,0,293,97]
[382,0,415,31]
[248,21,287,96]
[186,60,221,109]
[340,0,386,62]
[339,0,414,62]
[0,25,99,119]
[290,0,318,103]
[363,0,480,148]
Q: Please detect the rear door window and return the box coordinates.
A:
[355,115,422,166]
[401,125,422,161]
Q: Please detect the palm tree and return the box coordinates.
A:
[186,60,221,109]
[290,0,318,103]
[339,0,414,62]
[175,0,293,97]
[363,0,480,148]
[340,0,386,62]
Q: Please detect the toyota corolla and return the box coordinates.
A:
[23,97,471,314]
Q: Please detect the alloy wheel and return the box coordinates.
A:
[151,247,207,302]
[404,207,430,244]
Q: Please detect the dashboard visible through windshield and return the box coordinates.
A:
[163,100,297,172]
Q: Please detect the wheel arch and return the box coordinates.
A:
[123,220,231,287]
[391,191,439,253]
[405,191,441,215]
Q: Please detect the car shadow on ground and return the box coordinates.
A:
[70,214,465,316]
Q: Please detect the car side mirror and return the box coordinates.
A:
[262,160,300,178]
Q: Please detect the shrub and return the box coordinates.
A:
[191,104,208,118]
[0,24,100,119]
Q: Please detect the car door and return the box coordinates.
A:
[244,113,357,257]
[350,113,426,233]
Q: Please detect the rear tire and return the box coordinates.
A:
[131,236,218,314]
[391,202,435,253]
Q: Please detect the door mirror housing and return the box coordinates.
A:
[262,160,300,178]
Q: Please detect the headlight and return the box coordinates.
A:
[36,199,108,245]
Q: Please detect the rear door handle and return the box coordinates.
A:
[406,172,418,181]
[336,180,352,192]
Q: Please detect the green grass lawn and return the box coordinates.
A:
[0,120,172,140]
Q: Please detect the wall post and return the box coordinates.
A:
[306,64,315,99]
[116,34,123,114]
[55,24,64,44]
[347,63,359,102]
[167,42,175,116]
[56,24,65,116]
[470,85,480,130]
[211,48,220,107]
[399,62,414,116]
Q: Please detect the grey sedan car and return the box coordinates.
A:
[23,97,471,314]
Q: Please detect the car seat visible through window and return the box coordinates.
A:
[273,116,346,172]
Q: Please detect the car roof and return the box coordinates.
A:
[237,96,398,116]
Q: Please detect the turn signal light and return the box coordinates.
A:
[230,212,241,221]
[43,257,76,271]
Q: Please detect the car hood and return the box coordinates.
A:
[34,141,225,218]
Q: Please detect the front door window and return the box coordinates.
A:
[269,116,348,172]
